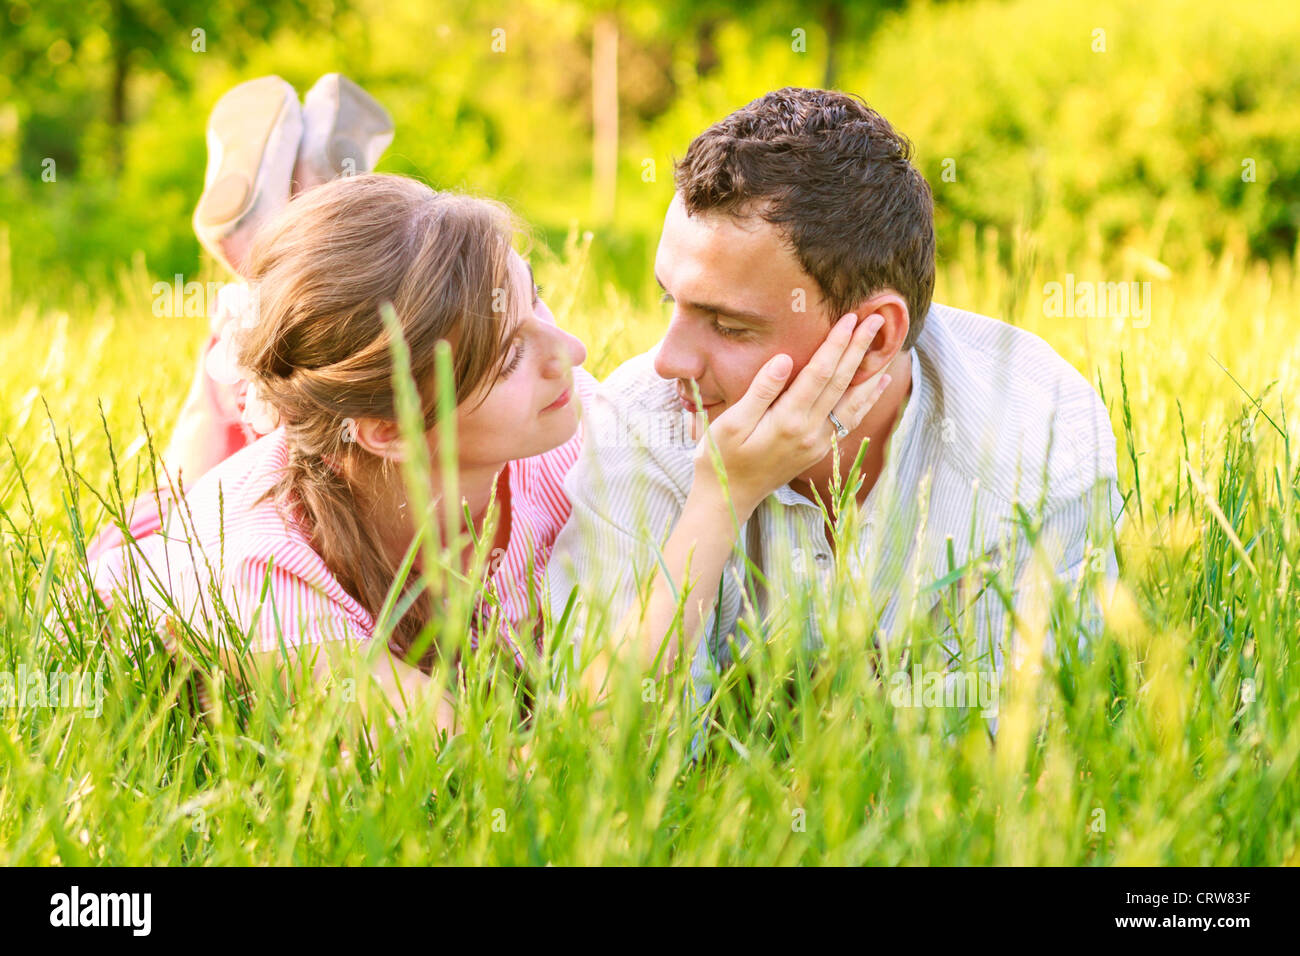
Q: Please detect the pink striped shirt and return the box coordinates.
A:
[85,367,599,663]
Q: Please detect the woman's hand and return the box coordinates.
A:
[692,311,891,519]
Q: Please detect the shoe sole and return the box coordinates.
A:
[310,74,394,176]
[195,77,301,232]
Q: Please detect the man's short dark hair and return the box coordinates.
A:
[674,87,935,350]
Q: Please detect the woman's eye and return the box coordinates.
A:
[533,283,544,304]
[500,337,525,378]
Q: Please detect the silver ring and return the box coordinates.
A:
[828,410,849,439]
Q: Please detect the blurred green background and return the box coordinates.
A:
[2,0,1298,311]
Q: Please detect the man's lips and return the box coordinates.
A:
[541,385,572,413]
[677,388,722,413]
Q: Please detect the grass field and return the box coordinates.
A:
[1,214,1296,866]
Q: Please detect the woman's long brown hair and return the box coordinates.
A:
[235,173,521,669]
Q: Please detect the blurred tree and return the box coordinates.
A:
[649,0,914,89]
[1,0,346,175]
[3,0,1296,303]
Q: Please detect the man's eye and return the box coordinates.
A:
[714,322,748,339]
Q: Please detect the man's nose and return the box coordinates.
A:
[653,314,705,382]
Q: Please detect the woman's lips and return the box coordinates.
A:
[541,386,572,413]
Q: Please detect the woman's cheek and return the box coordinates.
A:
[491,375,532,426]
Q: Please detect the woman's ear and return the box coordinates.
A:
[848,292,909,386]
[350,417,406,462]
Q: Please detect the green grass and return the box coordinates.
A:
[1,224,1298,866]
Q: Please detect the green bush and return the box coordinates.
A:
[2,0,1298,306]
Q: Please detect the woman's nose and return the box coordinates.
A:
[541,325,586,377]
[567,330,588,369]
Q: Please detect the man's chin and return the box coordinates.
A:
[684,404,726,441]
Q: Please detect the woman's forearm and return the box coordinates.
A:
[608,473,752,682]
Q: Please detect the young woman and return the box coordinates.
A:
[86,173,593,720]
[85,76,580,720]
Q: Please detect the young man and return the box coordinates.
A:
[547,87,1124,707]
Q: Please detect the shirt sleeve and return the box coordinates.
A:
[545,379,694,655]
[233,548,373,657]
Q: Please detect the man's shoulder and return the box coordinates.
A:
[918,302,1118,511]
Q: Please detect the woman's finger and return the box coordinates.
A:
[808,312,886,422]
[771,311,859,412]
[830,371,892,437]
[714,352,794,439]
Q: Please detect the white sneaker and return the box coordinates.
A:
[193,76,303,276]
[293,73,394,191]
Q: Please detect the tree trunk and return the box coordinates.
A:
[696,16,721,77]
[108,0,130,173]
[592,13,619,224]
[822,2,844,89]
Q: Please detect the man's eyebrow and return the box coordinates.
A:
[653,271,767,322]
[700,301,768,322]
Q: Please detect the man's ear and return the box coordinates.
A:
[350,417,407,462]
[847,292,909,386]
